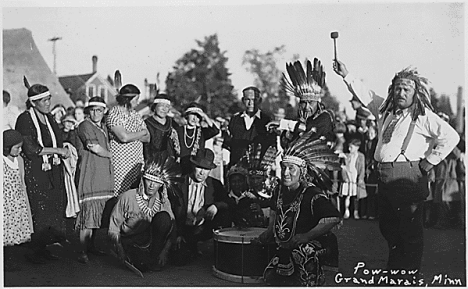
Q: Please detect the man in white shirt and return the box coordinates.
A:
[227,86,275,166]
[173,148,230,264]
[333,60,459,277]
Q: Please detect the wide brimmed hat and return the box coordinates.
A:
[190,148,217,169]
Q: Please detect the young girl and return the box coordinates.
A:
[3,129,34,247]
[340,138,367,219]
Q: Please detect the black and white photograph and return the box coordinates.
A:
[2,0,465,286]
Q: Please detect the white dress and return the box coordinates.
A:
[3,156,33,246]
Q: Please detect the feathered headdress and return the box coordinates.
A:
[241,143,278,177]
[380,66,434,120]
[142,152,184,192]
[282,130,341,190]
[114,70,122,92]
[281,58,326,102]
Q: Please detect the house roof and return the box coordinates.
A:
[3,28,73,110]
[58,73,95,92]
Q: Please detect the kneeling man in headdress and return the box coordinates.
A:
[108,153,183,273]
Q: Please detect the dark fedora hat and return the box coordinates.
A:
[190,148,217,170]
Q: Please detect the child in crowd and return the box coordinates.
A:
[340,138,366,219]
[3,130,34,252]
[60,113,80,148]
[225,165,264,228]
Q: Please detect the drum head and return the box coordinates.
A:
[213,227,266,244]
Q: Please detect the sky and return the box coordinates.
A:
[2,0,465,116]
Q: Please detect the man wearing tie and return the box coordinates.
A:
[333,60,459,278]
[226,86,276,167]
[173,148,230,264]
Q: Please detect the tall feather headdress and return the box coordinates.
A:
[142,152,184,195]
[281,58,326,102]
[241,142,278,177]
[282,130,341,190]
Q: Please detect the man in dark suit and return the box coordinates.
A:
[227,86,276,167]
[173,148,230,263]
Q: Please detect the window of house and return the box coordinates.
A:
[87,85,96,97]
[99,85,107,102]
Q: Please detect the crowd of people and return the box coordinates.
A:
[2,57,465,286]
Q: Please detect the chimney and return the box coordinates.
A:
[92,55,98,73]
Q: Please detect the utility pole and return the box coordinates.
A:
[48,36,62,74]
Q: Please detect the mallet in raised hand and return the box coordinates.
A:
[331,31,339,61]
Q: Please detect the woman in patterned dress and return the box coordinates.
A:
[106,84,150,197]
[15,83,71,264]
[254,137,342,286]
[3,129,33,247]
[174,102,219,174]
[75,97,115,263]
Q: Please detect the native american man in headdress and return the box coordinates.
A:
[333,59,459,279]
[266,58,336,150]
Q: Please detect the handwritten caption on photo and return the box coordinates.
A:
[334,262,463,286]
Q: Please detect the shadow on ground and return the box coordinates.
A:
[3,219,465,286]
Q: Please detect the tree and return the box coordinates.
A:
[165,34,237,117]
[243,48,340,117]
[321,84,341,114]
[430,88,454,118]
[242,46,289,115]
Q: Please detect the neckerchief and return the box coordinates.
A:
[29,108,59,171]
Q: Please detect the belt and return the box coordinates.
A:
[378,160,420,168]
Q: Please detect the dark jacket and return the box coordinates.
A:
[173,175,230,237]
[227,110,276,166]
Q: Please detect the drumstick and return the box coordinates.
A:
[331,31,339,61]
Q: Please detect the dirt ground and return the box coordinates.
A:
[3,218,465,287]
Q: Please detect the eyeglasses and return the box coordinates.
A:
[90,108,104,113]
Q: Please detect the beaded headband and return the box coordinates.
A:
[143,172,165,184]
[282,155,306,167]
[394,78,416,89]
[153,98,171,105]
[86,101,106,108]
[185,107,204,115]
[29,91,51,101]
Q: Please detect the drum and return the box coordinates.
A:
[213,227,276,284]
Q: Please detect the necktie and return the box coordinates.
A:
[381,110,403,144]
